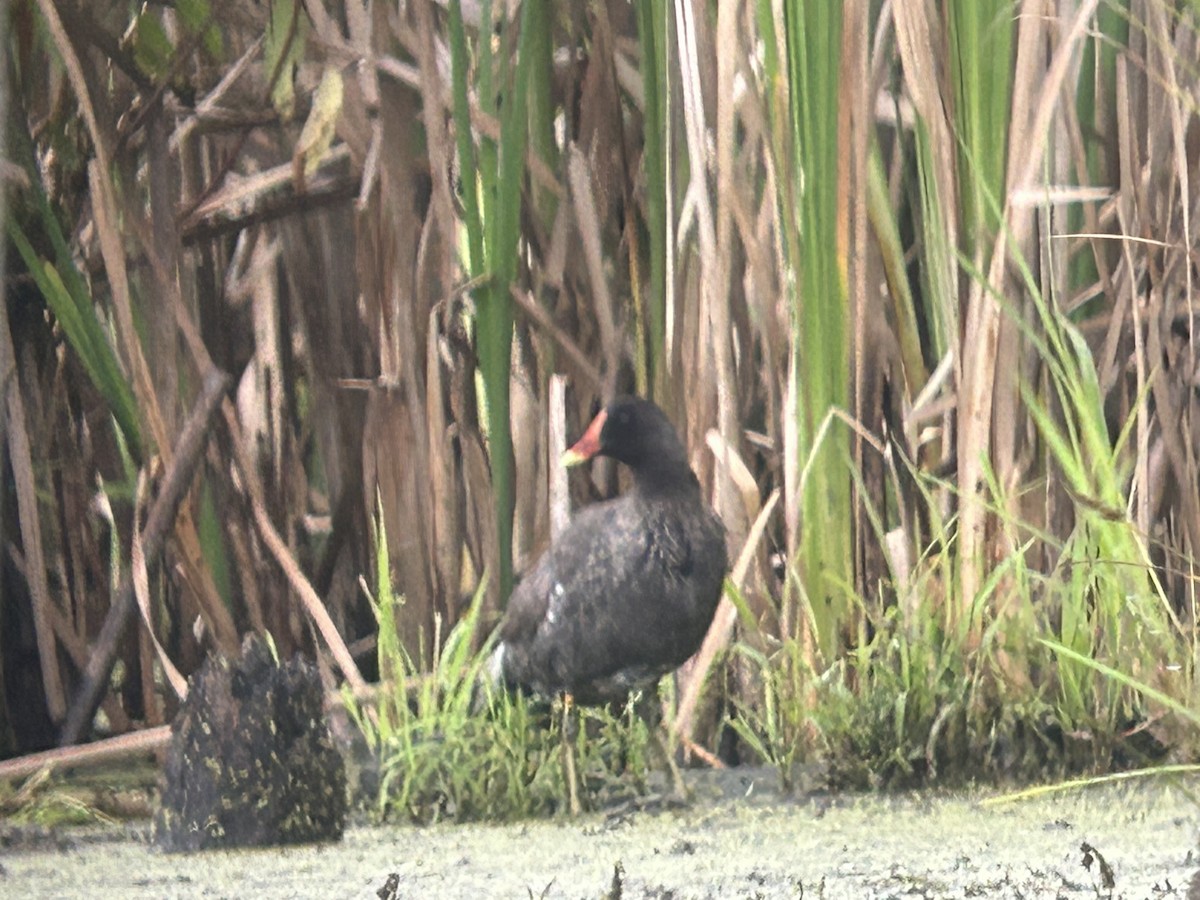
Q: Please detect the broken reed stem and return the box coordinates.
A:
[59,368,233,746]
[509,285,604,393]
[674,490,780,744]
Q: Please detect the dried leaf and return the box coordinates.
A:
[293,66,344,189]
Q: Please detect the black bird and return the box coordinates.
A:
[490,397,728,809]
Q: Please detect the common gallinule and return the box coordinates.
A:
[491,397,727,811]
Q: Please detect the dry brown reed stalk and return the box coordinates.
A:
[0,251,64,723]
[181,144,354,233]
[548,374,571,539]
[1115,12,1200,590]
[958,1,1101,618]
[0,726,173,784]
[509,286,605,393]
[130,472,188,705]
[891,0,964,610]
[675,489,780,746]
[891,0,960,439]
[3,550,134,733]
[59,369,232,745]
[227,400,367,692]
[709,0,747,554]
[567,146,622,400]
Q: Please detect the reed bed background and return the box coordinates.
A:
[2,0,1199,806]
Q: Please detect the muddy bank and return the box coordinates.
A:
[2,769,1195,898]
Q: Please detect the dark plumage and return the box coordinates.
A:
[492,397,727,706]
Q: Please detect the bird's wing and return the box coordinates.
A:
[500,502,628,646]
[499,554,556,645]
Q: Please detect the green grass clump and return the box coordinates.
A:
[346,626,656,824]
[729,587,1181,793]
[345,506,653,823]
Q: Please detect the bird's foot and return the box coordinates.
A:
[559,692,584,816]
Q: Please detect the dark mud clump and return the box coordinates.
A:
[155,636,346,851]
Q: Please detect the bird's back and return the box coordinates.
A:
[498,489,726,705]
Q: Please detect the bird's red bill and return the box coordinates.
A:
[561,408,607,467]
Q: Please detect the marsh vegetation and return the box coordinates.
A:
[2,0,1199,821]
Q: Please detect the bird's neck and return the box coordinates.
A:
[631,461,701,499]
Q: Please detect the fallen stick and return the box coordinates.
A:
[1,726,171,782]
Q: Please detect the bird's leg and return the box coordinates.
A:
[559,692,583,816]
[635,689,689,803]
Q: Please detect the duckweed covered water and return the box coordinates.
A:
[2,768,1195,898]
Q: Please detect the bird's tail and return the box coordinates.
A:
[469,641,508,714]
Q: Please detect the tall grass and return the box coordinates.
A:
[776,0,854,663]
[448,0,551,603]
[636,2,669,400]
[727,0,1198,786]
[7,179,143,463]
